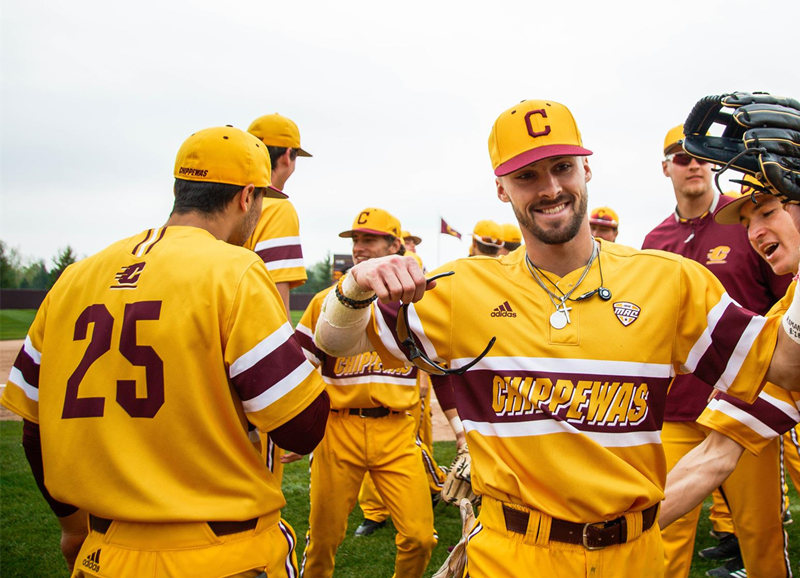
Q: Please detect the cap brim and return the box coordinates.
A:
[339,228,394,238]
[264,185,288,199]
[714,194,765,225]
[405,236,422,245]
[296,147,312,158]
[589,218,618,228]
[494,145,593,177]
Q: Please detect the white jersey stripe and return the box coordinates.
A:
[683,293,735,373]
[452,355,673,378]
[374,303,412,364]
[706,399,780,439]
[265,258,305,271]
[324,374,417,387]
[242,361,316,413]
[8,367,38,402]
[230,322,295,379]
[254,236,302,252]
[464,418,661,447]
[758,390,800,422]
[715,315,767,392]
[23,335,42,365]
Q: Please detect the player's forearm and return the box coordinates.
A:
[22,419,80,517]
[444,408,467,449]
[276,282,291,321]
[315,274,375,357]
[659,432,743,528]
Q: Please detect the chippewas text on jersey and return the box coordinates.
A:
[330,351,415,378]
[492,375,649,427]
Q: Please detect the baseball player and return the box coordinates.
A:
[1,126,330,577]
[498,223,523,255]
[312,98,800,578]
[642,125,791,578]
[661,185,800,577]
[245,113,311,319]
[589,207,619,242]
[353,230,445,537]
[468,220,504,256]
[294,208,437,577]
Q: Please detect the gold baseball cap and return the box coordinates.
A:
[402,230,422,245]
[589,207,619,229]
[488,99,593,176]
[714,175,769,224]
[663,124,685,155]
[173,126,287,198]
[339,208,402,238]
[248,113,312,157]
[473,220,504,246]
[501,223,522,244]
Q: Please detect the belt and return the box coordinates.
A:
[332,407,399,418]
[502,503,659,550]
[89,515,258,537]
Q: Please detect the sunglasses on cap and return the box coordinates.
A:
[665,152,709,166]
[396,271,496,375]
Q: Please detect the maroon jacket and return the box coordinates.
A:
[642,194,791,422]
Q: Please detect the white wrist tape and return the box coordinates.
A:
[449,415,465,435]
[783,284,800,345]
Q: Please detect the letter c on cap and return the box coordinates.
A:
[357,211,370,224]
[525,110,551,138]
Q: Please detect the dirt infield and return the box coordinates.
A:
[0,339,455,440]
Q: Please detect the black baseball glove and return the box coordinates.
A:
[682,91,800,203]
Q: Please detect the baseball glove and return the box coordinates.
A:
[431,498,476,578]
[441,446,479,506]
[682,91,800,203]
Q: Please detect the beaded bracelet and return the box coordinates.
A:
[334,276,377,309]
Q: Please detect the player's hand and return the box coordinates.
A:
[58,509,88,572]
[280,451,304,463]
[350,255,432,304]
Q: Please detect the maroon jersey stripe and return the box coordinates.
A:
[13,347,40,389]
[256,244,304,264]
[232,338,310,401]
[131,229,154,256]
[715,392,798,436]
[294,329,320,360]
[453,369,671,433]
[693,302,758,388]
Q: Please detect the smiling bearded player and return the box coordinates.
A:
[309,99,800,577]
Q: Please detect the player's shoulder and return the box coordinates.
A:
[261,198,299,221]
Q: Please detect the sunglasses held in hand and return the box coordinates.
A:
[396,271,496,375]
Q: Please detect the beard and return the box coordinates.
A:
[512,191,588,245]
[232,200,261,246]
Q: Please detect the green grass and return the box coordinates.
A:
[0,309,36,340]
[1,421,797,576]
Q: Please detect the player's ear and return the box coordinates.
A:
[661,160,671,178]
[238,184,257,212]
[583,158,592,183]
[496,178,510,203]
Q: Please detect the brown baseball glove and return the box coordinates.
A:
[441,446,479,506]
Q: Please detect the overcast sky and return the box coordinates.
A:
[2,0,798,273]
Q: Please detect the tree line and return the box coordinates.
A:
[1,241,79,290]
[1,240,335,294]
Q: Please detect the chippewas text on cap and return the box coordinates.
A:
[174,126,287,198]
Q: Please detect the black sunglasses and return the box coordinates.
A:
[665,152,708,166]
[396,271,496,375]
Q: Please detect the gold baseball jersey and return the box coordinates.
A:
[1,226,324,522]
[244,198,307,287]
[295,287,419,411]
[698,281,800,455]
[363,242,780,522]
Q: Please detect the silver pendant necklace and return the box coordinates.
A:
[525,242,598,330]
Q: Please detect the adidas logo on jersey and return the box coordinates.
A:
[82,548,102,572]
[491,301,517,317]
